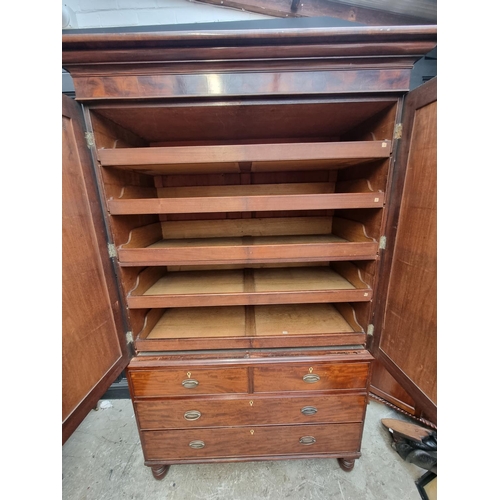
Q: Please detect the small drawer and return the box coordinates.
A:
[253,362,370,393]
[135,393,366,430]
[129,367,249,397]
[142,423,362,461]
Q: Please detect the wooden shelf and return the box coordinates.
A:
[97,141,391,174]
[127,265,372,308]
[134,303,366,351]
[118,216,378,266]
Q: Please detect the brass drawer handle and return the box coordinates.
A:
[299,436,316,446]
[302,374,320,383]
[301,406,318,416]
[189,440,205,449]
[184,410,201,421]
[182,379,199,389]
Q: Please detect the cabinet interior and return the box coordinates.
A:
[88,98,398,351]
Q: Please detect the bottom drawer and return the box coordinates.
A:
[142,423,362,461]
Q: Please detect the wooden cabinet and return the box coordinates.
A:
[62,24,437,478]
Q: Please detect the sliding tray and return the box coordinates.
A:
[108,192,383,215]
[117,216,379,266]
[97,140,391,175]
[127,263,371,308]
[134,302,366,351]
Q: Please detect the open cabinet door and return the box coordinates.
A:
[371,77,437,424]
[62,94,131,444]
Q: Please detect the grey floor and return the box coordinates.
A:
[62,398,428,500]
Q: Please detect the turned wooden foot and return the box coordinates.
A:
[150,464,170,480]
[338,458,356,472]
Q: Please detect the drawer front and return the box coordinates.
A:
[142,423,362,461]
[253,362,370,393]
[129,367,248,397]
[135,394,366,430]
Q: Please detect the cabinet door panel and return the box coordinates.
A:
[62,94,130,443]
[372,78,437,423]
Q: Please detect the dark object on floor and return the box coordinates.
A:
[392,440,437,473]
[382,418,437,474]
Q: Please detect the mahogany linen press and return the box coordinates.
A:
[62,24,437,479]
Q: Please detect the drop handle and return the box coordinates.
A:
[182,379,199,389]
[184,410,201,421]
[302,373,320,383]
[299,436,316,446]
[301,406,318,416]
[189,440,205,449]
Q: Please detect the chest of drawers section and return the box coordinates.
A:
[127,349,373,470]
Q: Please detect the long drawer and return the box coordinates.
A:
[135,393,366,430]
[129,367,249,397]
[142,423,362,461]
[253,362,370,392]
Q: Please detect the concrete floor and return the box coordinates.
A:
[62,398,428,500]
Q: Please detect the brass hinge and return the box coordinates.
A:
[125,331,134,345]
[85,131,95,148]
[379,236,387,250]
[367,324,374,336]
[107,243,117,258]
[394,123,403,140]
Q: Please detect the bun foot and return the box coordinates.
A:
[338,458,356,472]
[151,465,170,480]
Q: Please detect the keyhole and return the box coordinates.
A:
[309,367,313,373]
[249,401,254,406]
[250,430,254,435]
[187,372,191,378]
